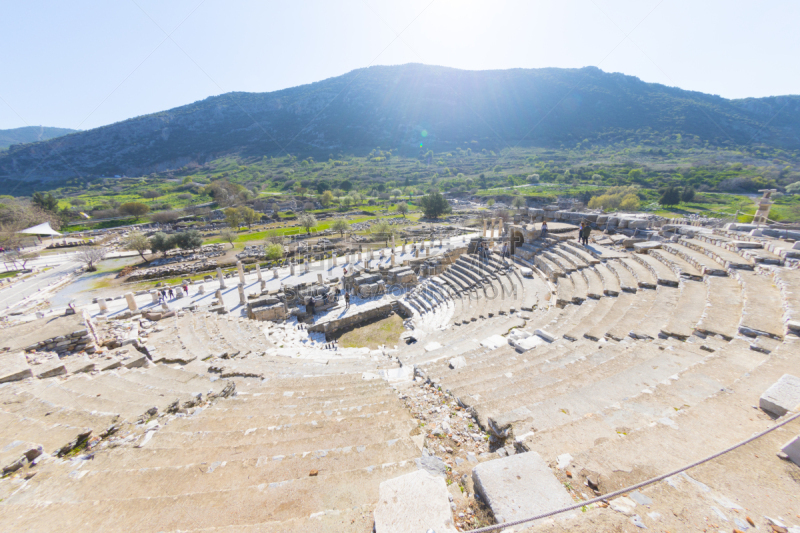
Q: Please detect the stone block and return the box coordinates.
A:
[374,470,457,533]
[535,329,556,342]
[449,356,467,369]
[123,354,149,369]
[781,435,800,466]
[760,374,800,417]
[64,357,95,374]
[34,359,67,379]
[472,452,574,525]
[0,352,33,383]
[480,335,506,350]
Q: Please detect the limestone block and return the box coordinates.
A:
[519,267,533,277]
[124,292,138,311]
[449,356,467,369]
[760,374,800,417]
[781,435,800,466]
[374,470,457,533]
[0,352,33,383]
[480,335,506,350]
[511,335,544,352]
[472,452,574,525]
[124,354,149,369]
[64,357,95,374]
[535,329,556,342]
[34,359,67,379]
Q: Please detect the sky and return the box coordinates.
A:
[1,0,798,131]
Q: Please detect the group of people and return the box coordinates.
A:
[156,283,190,303]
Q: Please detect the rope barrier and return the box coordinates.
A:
[463,410,800,533]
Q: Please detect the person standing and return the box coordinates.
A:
[582,223,591,245]
[578,222,585,243]
[344,291,351,309]
[541,221,548,238]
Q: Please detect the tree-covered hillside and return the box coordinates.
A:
[0,126,76,150]
[2,64,800,184]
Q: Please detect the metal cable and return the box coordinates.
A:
[464,410,800,533]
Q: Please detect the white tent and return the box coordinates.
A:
[17,222,61,236]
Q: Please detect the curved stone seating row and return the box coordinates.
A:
[0,373,420,533]
[773,268,800,337]
[619,257,658,289]
[649,248,704,281]
[663,241,729,276]
[632,252,680,287]
[683,238,755,270]
[734,270,785,339]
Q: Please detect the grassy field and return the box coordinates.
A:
[337,314,404,349]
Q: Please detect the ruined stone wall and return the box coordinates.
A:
[308,301,394,334]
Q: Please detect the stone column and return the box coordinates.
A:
[198,285,205,295]
[97,298,108,313]
[415,248,420,258]
[217,267,226,289]
[304,259,310,273]
[358,252,362,263]
[273,268,279,279]
[215,289,222,302]
[176,287,184,299]
[392,235,396,251]
[290,262,296,276]
[237,261,245,284]
[150,291,159,303]
[483,219,487,237]
[317,273,324,285]
[256,264,263,282]
[425,245,430,256]
[391,254,396,267]
[124,292,138,311]
[333,253,338,266]
[402,243,407,254]
[260,279,266,291]
[238,283,246,306]
[498,217,504,235]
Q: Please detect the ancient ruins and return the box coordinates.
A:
[1,212,799,533]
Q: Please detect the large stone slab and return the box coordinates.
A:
[781,435,800,467]
[0,352,32,383]
[374,470,457,533]
[760,374,800,417]
[472,452,574,525]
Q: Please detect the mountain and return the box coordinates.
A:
[0,126,77,150]
[2,64,799,181]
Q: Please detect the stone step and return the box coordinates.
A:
[619,257,658,289]
[736,270,785,339]
[561,242,600,265]
[582,268,604,299]
[635,252,680,286]
[773,268,800,337]
[594,262,621,296]
[542,251,575,274]
[694,275,744,339]
[521,339,767,463]
[649,248,704,280]
[660,280,708,340]
[605,288,658,341]
[606,259,638,292]
[534,254,564,281]
[567,271,588,303]
[551,245,587,269]
[0,410,92,457]
[629,285,681,340]
[583,292,637,341]
[664,242,728,276]
[555,276,575,307]
[25,437,420,502]
[562,295,618,342]
[484,342,708,436]
[0,459,416,532]
[684,238,754,270]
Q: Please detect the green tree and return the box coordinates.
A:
[479,174,488,189]
[396,202,409,217]
[32,191,59,212]
[628,169,644,183]
[487,198,495,207]
[659,186,681,206]
[174,230,203,251]
[219,228,237,247]
[419,191,452,219]
[124,232,151,261]
[331,218,350,237]
[119,202,150,220]
[298,213,318,234]
[265,243,283,260]
[786,181,800,194]
[680,186,696,203]
[225,207,242,229]
[238,206,259,229]
[390,188,402,199]
[511,196,526,211]
[149,232,175,256]
[141,190,161,201]
[320,190,334,207]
